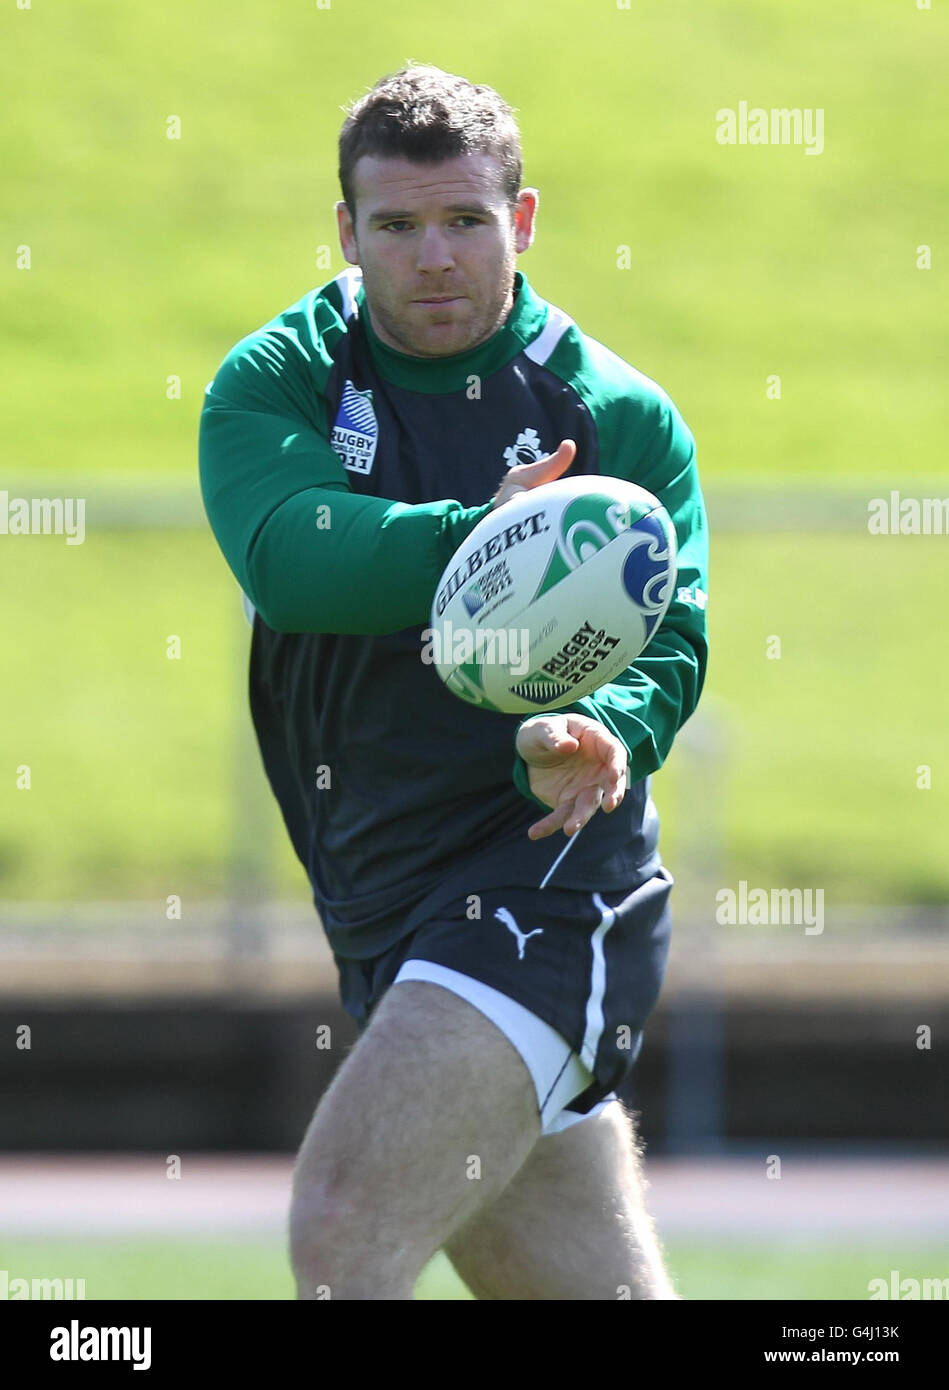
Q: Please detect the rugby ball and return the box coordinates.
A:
[427,475,677,714]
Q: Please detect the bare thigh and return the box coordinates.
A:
[289,979,543,1287]
[444,1101,677,1300]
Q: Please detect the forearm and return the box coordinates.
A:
[562,619,706,775]
[509,393,709,804]
[246,485,493,635]
[511,620,706,806]
[199,354,493,634]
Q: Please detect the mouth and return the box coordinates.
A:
[413,295,464,305]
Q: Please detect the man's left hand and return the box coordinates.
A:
[516,714,629,839]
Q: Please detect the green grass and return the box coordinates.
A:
[1,1,947,909]
[1,1237,944,1301]
[655,532,949,906]
[1,530,946,906]
[1,0,946,486]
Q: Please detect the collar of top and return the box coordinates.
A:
[355,270,548,394]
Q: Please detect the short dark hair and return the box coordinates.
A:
[338,63,522,219]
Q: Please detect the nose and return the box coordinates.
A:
[415,225,455,273]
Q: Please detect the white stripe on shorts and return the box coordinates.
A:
[579,892,618,1073]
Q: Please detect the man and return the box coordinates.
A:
[199,63,708,1300]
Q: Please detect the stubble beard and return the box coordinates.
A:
[363,245,518,359]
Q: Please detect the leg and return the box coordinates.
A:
[444,1100,679,1300]
[288,980,541,1300]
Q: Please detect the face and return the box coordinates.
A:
[336,152,537,357]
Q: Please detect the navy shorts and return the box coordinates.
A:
[333,866,673,1135]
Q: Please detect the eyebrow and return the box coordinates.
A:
[366,203,495,224]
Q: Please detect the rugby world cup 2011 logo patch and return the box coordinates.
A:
[331,381,378,475]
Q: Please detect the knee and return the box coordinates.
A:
[288,1178,422,1300]
[288,1177,359,1288]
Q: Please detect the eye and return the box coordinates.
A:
[454,216,483,227]
[382,221,413,232]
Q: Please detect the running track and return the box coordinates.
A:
[1,1156,947,1238]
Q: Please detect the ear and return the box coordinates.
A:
[336,200,360,266]
[513,188,539,254]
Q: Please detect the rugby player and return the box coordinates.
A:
[199,63,708,1300]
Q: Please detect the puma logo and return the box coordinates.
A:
[495,906,544,960]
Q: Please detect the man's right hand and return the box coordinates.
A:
[491,439,576,510]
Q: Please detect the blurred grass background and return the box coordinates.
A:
[1,0,947,906]
[3,1237,946,1301]
[1,532,947,905]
